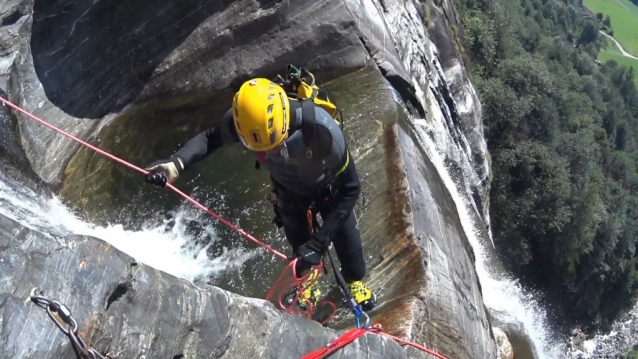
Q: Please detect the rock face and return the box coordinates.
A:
[0,213,430,359]
[0,87,49,196]
[424,0,491,225]
[0,88,25,166]
[0,0,498,358]
[6,0,382,186]
[493,327,515,359]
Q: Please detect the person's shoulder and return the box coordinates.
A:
[313,106,339,131]
[221,108,233,122]
[311,107,344,151]
[219,108,239,142]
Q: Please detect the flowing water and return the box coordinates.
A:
[404,72,638,358]
[0,171,258,283]
[407,115,566,358]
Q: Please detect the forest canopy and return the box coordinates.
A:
[455,0,638,331]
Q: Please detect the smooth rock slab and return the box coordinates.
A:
[0,213,432,358]
[9,0,374,185]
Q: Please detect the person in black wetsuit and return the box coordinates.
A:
[144,77,376,311]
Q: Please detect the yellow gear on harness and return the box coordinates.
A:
[336,151,350,177]
[275,65,341,127]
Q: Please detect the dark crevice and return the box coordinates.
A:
[256,0,281,10]
[1,9,22,27]
[105,282,131,311]
[212,330,232,357]
[173,355,184,359]
[354,35,426,119]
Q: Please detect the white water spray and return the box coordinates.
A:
[0,175,259,282]
[410,109,565,358]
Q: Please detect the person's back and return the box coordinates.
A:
[251,102,349,196]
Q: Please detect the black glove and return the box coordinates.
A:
[296,237,328,265]
[144,157,184,187]
[272,206,284,229]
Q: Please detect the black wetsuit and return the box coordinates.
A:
[172,102,366,282]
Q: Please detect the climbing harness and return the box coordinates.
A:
[265,202,340,325]
[255,65,344,170]
[29,288,118,359]
[0,93,448,359]
[265,258,338,325]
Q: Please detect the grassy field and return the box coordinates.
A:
[583,0,638,85]
[600,38,638,86]
[599,50,638,86]
[584,0,638,56]
[602,37,622,54]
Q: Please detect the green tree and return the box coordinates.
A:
[491,142,572,270]
[457,0,638,332]
[462,11,498,75]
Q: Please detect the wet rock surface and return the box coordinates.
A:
[7,0,375,186]
[0,0,498,357]
[0,87,49,195]
[493,327,515,359]
[397,120,496,359]
[424,0,490,223]
[0,213,432,359]
[0,88,26,166]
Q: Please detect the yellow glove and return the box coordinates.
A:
[144,157,184,187]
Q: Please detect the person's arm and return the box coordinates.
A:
[145,109,238,186]
[174,109,239,170]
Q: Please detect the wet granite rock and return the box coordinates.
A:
[5,0,376,186]
[0,87,48,193]
[493,327,515,359]
[0,213,431,359]
[0,0,499,358]
[426,0,491,223]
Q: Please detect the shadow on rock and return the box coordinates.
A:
[31,0,245,119]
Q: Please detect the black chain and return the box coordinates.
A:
[29,288,118,359]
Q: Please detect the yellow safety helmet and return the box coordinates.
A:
[232,78,290,152]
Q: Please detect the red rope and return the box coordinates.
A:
[0,96,288,261]
[264,259,337,325]
[300,327,376,359]
[300,324,450,359]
